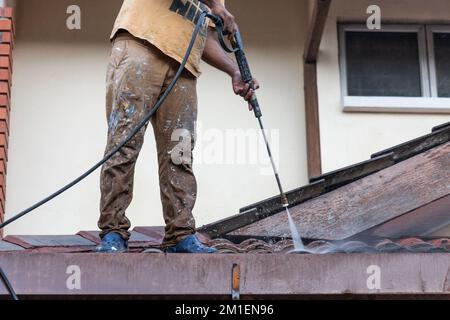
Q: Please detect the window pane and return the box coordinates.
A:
[345,31,422,97]
[433,32,450,97]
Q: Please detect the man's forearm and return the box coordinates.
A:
[202,29,239,77]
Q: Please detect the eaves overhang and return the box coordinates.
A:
[1,252,450,298]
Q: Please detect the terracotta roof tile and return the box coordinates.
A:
[374,239,404,253]
[430,238,450,250]
[3,234,95,249]
[208,237,450,254]
[210,237,450,254]
[0,239,24,251]
[1,227,449,254]
[337,240,376,253]
[77,230,161,248]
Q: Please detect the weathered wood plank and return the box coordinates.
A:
[304,62,322,178]
[230,142,450,240]
[304,0,332,63]
[371,126,450,162]
[303,0,331,178]
[353,195,450,239]
[223,154,394,238]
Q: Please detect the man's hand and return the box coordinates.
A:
[232,71,260,111]
[201,0,237,34]
[202,28,260,111]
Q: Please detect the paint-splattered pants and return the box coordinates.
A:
[98,32,198,247]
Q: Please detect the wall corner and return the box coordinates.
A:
[0,6,14,238]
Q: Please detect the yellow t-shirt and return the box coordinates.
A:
[111,0,224,77]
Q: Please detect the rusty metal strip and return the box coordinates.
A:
[231,263,240,300]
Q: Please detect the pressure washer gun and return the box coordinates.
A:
[207,14,262,119]
[208,14,289,208]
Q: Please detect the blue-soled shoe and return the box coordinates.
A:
[166,235,217,253]
[95,232,129,253]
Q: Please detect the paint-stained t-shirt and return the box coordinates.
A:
[111,0,225,77]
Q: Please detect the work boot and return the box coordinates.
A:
[166,235,217,253]
[95,232,129,253]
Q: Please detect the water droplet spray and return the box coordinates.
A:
[285,207,305,251]
[257,119,306,252]
[281,196,305,251]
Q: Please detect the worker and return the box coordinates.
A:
[96,0,259,253]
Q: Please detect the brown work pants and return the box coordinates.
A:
[98,33,197,247]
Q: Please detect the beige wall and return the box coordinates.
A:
[5,0,309,235]
[317,0,450,173]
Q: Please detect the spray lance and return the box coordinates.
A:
[208,14,290,208]
[212,18,306,252]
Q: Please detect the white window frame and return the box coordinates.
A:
[339,24,450,114]
[426,25,450,98]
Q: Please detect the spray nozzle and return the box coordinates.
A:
[281,195,289,208]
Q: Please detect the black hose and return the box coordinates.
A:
[0,11,211,300]
[0,266,18,300]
